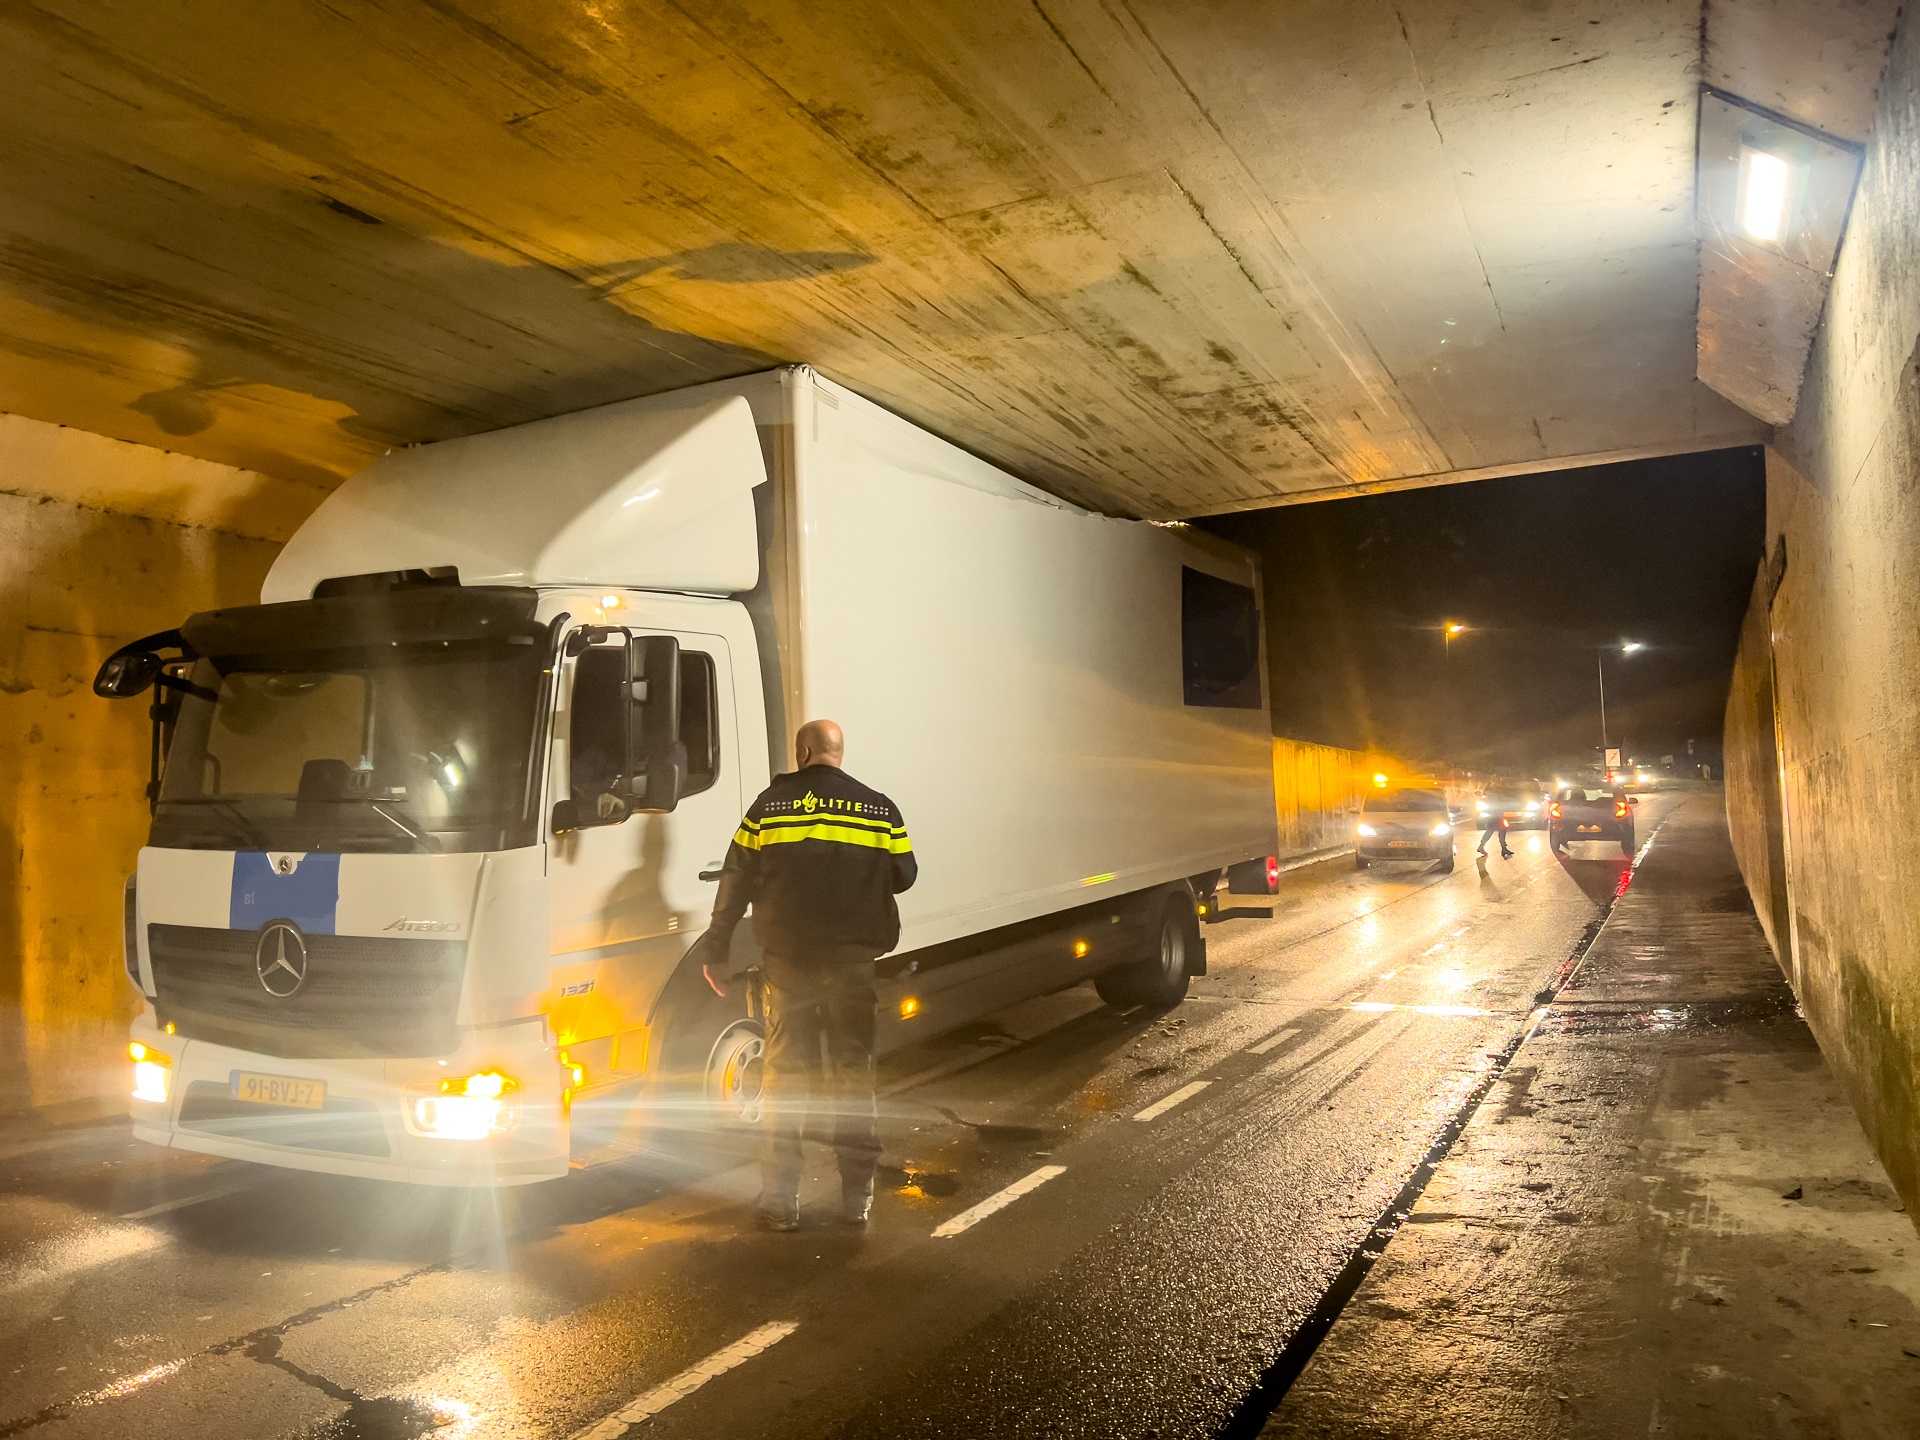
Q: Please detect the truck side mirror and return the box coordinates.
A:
[564,636,635,830]
[630,635,684,813]
[95,651,162,698]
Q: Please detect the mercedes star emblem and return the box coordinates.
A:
[255,921,309,997]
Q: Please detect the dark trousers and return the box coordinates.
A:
[759,960,881,1204]
[1478,819,1511,855]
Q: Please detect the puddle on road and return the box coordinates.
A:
[1535,994,1797,1036]
[880,1164,961,1198]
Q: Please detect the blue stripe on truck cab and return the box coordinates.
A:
[230,852,340,933]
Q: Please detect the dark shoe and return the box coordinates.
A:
[755,1198,800,1232]
[1501,849,1514,859]
[840,1179,875,1226]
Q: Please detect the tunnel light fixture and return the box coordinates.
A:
[899,996,921,1019]
[1739,147,1792,243]
[1072,940,1090,958]
[1372,772,1388,788]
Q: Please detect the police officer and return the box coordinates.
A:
[698,719,916,1231]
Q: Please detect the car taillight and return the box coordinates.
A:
[1549,802,1562,820]
[1615,801,1630,818]
[1265,855,1279,889]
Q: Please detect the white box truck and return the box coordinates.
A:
[97,367,1279,1186]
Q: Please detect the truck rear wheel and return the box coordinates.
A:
[1094,894,1196,1010]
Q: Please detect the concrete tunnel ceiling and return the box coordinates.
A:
[0,0,1794,519]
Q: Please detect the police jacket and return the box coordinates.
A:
[705,764,917,965]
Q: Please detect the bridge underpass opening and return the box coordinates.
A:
[5,1,1920,1436]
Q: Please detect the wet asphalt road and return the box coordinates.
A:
[0,795,1678,1440]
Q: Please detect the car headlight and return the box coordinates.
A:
[1356,823,1377,837]
[1523,802,1538,813]
[1430,821,1452,836]
[410,1070,521,1139]
[129,1041,172,1104]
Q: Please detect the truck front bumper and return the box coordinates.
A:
[128,1025,570,1188]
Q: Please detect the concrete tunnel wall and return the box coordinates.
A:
[1725,11,1920,1215]
[0,413,292,1118]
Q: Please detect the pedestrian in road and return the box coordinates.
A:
[696,719,917,1231]
[1476,807,1513,860]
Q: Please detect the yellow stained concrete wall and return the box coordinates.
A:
[1273,737,1433,856]
[1723,10,1920,1214]
[0,413,314,1115]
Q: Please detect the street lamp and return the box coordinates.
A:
[1596,641,1644,758]
[1442,622,1467,653]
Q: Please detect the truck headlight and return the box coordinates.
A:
[129,1041,172,1104]
[1356,823,1376,837]
[410,1070,521,1139]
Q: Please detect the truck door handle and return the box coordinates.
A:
[699,864,725,882]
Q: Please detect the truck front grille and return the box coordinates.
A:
[148,924,465,1059]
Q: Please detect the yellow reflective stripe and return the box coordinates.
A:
[754,822,914,853]
[757,811,896,836]
[732,825,762,850]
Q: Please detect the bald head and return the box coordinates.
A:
[794,719,845,770]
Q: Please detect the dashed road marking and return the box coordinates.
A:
[571,1321,799,1438]
[1133,1081,1212,1122]
[1349,1002,1489,1017]
[932,1165,1067,1238]
[1246,1027,1299,1055]
[121,1175,261,1220]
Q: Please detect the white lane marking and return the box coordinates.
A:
[571,1321,799,1439]
[1451,926,1469,938]
[1133,1080,1212,1122]
[932,1165,1067,1238]
[1349,1001,1489,1017]
[1247,1027,1299,1055]
[121,1174,261,1220]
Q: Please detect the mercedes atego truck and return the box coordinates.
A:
[96,366,1281,1186]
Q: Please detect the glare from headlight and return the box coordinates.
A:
[1430,822,1452,836]
[1357,823,1377,837]
[129,1041,172,1103]
[1523,802,1538,812]
[411,1071,521,1139]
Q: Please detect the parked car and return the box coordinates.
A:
[1356,788,1455,872]
[1549,785,1638,856]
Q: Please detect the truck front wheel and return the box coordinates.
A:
[704,1020,766,1127]
[1094,894,1196,1010]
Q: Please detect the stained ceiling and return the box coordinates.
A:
[1,1,1779,517]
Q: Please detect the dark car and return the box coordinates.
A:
[1355,788,1455,871]
[1549,785,1638,856]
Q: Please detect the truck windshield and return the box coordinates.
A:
[151,587,551,854]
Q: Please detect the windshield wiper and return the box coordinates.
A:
[156,796,270,848]
[357,798,442,853]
